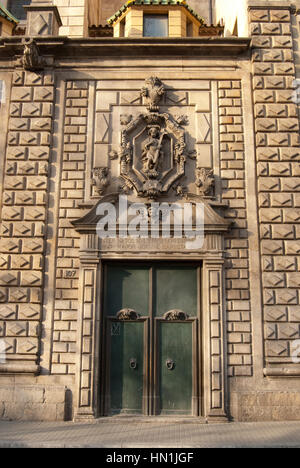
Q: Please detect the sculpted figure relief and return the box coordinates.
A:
[22,39,44,71]
[141,126,165,178]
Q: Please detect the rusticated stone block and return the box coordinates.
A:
[265,340,289,357]
[33,87,54,102]
[20,272,43,287]
[270,10,290,22]
[249,9,269,22]
[272,36,292,48]
[21,238,44,253]
[11,87,33,102]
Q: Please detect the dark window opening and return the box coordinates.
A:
[120,17,125,37]
[8,0,30,21]
[143,14,168,37]
[187,20,193,37]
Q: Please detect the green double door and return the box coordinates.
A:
[103,263,200,416]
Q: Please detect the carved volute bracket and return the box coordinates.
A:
[163,310,189,321]
[116,308,141,321]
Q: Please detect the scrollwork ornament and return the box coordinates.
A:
[117,308,140,321]
[163,310,189,321]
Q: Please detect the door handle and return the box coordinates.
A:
[166,359,175,370]
[130,358,137,370]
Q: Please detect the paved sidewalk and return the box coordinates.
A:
[1,419,300,447]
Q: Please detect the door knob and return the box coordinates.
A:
[166,359,175,370]
[130,358,137,369]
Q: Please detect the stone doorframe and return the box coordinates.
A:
[72,197,231,422]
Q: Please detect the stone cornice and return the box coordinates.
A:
[0,36,251,60]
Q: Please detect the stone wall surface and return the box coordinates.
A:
[0,0,299,422]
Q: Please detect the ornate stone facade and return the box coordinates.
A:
[0,0,299,422]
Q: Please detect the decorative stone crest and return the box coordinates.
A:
[118,77,187,200]
[92,167,110,195]
[116,308,140,321]
[140,76,165,112]
[163,310,189,321]
[22,39,45,72]
[196,167,215,197]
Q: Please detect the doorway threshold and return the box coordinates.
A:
[96,415,208,424]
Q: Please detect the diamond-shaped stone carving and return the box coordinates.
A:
[274,257,296,271]
[9,288,28,302]
[261,240,283,255]
[260,209,282,223]
[22,103,40,116]
[0,305,17,320]
[0,339,15,353]
[197,114,211,143]
[18,304,41,320]
[0,239,20,252]
[264,306,287,322]
[266,341,288,357]
[6,322,27,336]
[17,339,38,354]
[278,324,299,339]
[28,147,49,160]
[276,290,298,305]
[271,193,293,207]
[95,114,109,144]
[263,273,285,288]
[21,272,42,286]
[22,239,44,253]
[0,272,18,286]
[34,87,54,102]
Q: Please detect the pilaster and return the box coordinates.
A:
[249,4,300,374]
[0,69,56,374]
[203,259,228,421]
[74,233,100,421]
